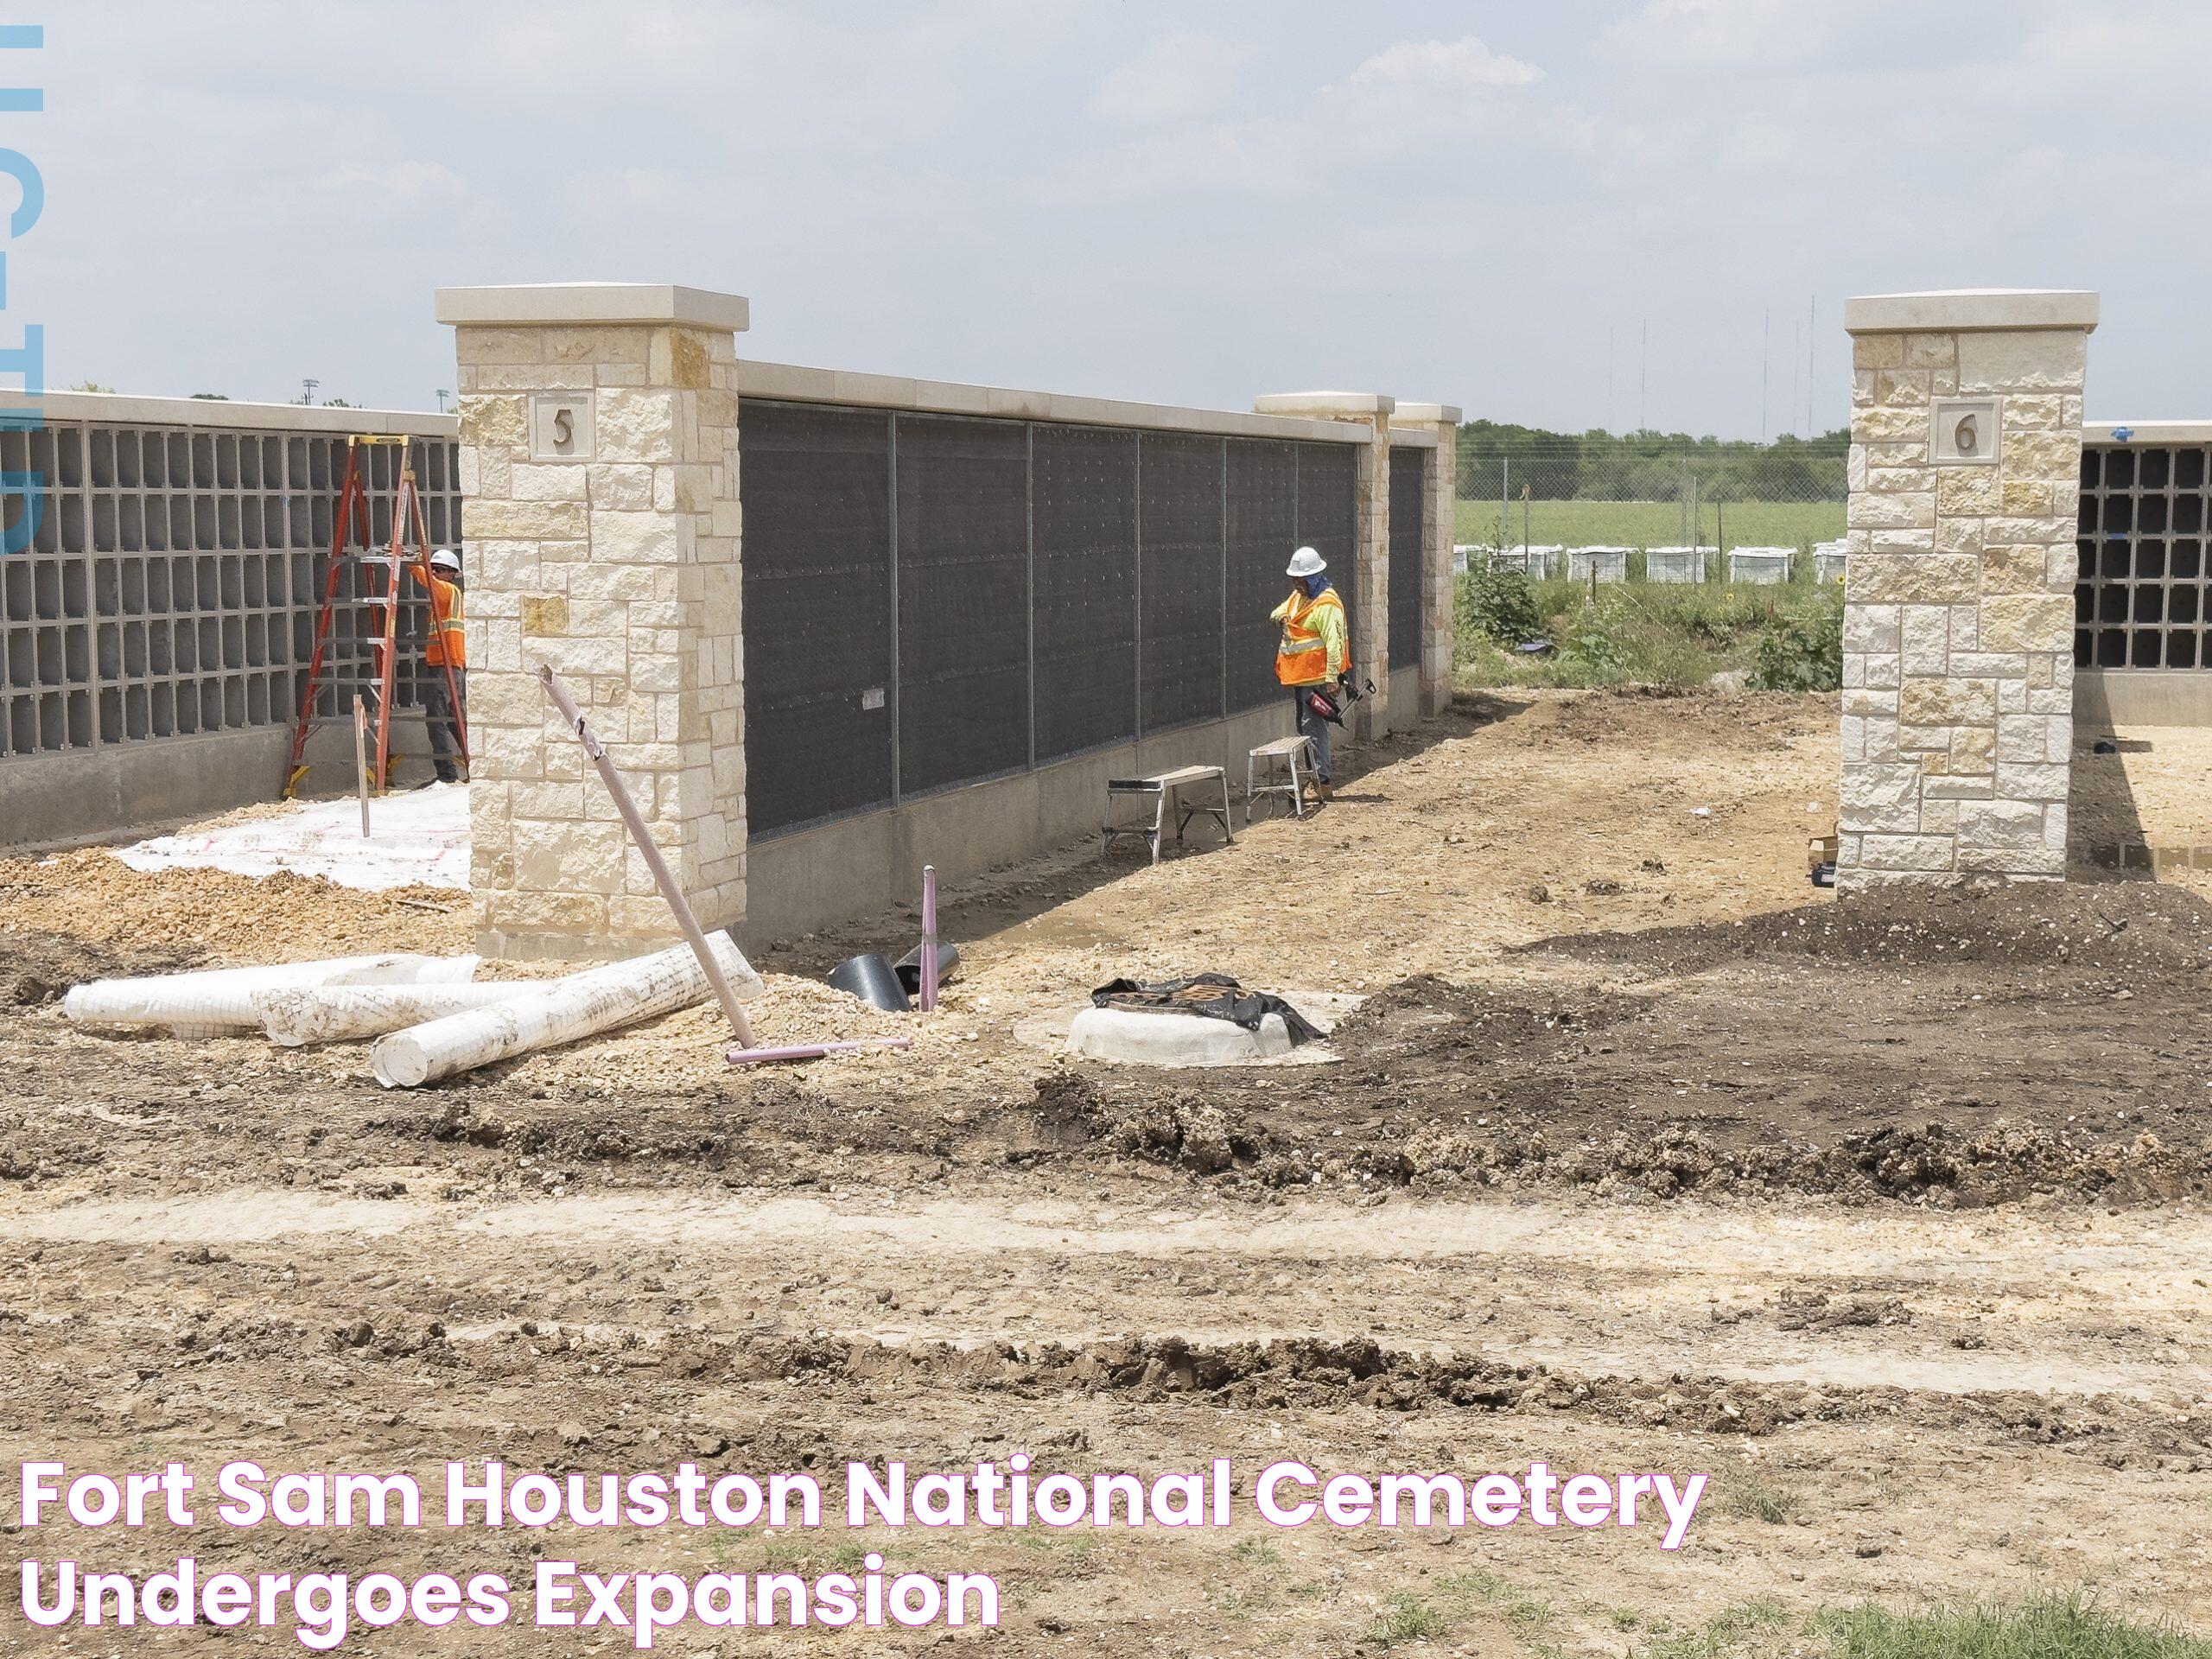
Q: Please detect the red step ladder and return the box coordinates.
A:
[283,435,468,798]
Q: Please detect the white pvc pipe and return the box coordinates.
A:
[64,954,480,1038]
[370,934,760,1089]
[254,982,544,1047]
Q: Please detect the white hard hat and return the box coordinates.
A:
[1286,546,1325,578]
[429,548,461,572]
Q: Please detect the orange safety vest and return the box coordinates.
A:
[421,572,466,670]
[1274,586,1347,687]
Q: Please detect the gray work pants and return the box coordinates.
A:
[424,668,467,784]
[1291,687,1332,783]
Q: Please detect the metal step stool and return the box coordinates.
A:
[1245,734,1318,822]
[1102,764,1234,866]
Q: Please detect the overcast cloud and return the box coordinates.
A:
[21,0,2211,436]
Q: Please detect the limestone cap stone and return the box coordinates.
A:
[1392,402,1462,424]
[434,283,751,332]
[1253,391,1395,418]
[2084,419,2212,444]
[1844,289,2097,335]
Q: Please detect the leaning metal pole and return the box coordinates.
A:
[537,664,755,1048]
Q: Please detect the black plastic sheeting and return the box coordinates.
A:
[738,403,1370,839]
[1033,426,1137,760]
[1141,433,1226,731]
[1090,972,1324,1044]
[1225,439,1299,713]
[1389,446,1427,671]
[739,402,893,836]
[895,415,1030,798]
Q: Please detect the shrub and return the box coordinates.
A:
[1558,600,1630,683]
[1452,571,1847,692]
[1457,559,1542,644]
[1749,587,1843,690]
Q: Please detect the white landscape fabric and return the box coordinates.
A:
[114,783,471,892]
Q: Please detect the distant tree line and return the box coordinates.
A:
[1455,419,1849,503]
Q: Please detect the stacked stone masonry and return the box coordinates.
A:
[1390,403,1461,716]
[454,317,746,958]
[1349,418,1391,739]
[1837,296,2092,887]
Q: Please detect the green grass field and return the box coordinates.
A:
[1456,498,1844,552]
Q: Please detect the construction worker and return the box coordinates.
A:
[1271,545,1348,802]
[412,547,467,785]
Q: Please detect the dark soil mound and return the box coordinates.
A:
[1327,972,1636,1052]
[1530,879,2212,977]
[0,929,187,1007]
[1071,882,2212,1209]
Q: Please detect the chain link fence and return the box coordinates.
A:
[1456,438,1848,585]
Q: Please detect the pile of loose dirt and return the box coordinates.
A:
[1532,685,1823,748]
[408,1329,2211,1471]
[1077,1077,2209,1209]
[1325,971,1637,1052]
[511,972,925,1093]
[1065,882,2212,1207]
[1532,878,2212,977]
[0,849,473,961]
[0,927,194,1007]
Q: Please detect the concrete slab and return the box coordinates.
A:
[1017,989,1360,1069]
[1065,1006,1295,1065]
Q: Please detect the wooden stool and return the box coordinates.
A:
[1245,734,1317,822]
[1102,765,1234,866]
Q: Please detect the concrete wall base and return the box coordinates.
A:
[2075,670,2212,728]
[741,702,1296,945]
[1389,666,1419,727]
[0,722,438,852]
[2,729,288,850]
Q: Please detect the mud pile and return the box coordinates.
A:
[1534,878,2212,977]
[1073,882,2212,1208]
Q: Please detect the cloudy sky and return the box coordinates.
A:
[20,1,2210,436]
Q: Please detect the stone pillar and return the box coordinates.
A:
[434,283,751,960]
[1252,391,1394,737]
[1836,289,2096,889]
[1391,403,1461,715]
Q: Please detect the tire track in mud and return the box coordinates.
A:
[8,1186,2210,1421]
[13,1183,2212,1283]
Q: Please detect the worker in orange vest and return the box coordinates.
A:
[413,547,467,785]
[1271,545,1349,802]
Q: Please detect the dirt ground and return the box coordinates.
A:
[3,689,2210,1656]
